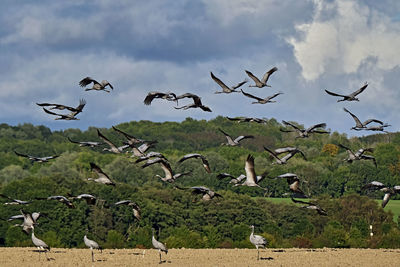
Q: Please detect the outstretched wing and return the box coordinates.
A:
[241,89,263,101]
[97,129,118,150]
[79,77,96,87]
[245,70,262,84]
[343,108,363,127]
[261,67,278,84]
[231,79,248,90]
[210,72,229,91]
[350,82,368,97]
[306,123,327,132]
[325,89,346,97]
[282,120,302,131]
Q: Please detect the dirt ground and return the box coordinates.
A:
[0,247,399,267]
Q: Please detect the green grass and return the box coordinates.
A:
[260,198,400,222]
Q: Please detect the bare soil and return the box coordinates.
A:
[0,247,399,267]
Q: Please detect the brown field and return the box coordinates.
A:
[0,247,400,267]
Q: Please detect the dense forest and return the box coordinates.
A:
[0,117,400,249]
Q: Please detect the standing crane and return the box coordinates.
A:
[152,228,168,264]
[249,225,267,260]
[31,228,51,261]
[84,232,102,262]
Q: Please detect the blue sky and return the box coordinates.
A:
[1,0,399,136]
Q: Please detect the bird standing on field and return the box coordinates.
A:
[250,225,267,260]
[152,228,168,264]
[84,232,101,262]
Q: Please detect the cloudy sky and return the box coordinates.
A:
[1,0,399,136]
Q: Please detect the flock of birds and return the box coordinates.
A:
[2,67,397,263]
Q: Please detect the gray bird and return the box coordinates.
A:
[263,146,306,164]
[14,150,59,163]
[135,151,167,163]
[97,129,130,154]
[178,153,211,173]
[144,91,177,105]
[343,108,388,131]
[241,90,283,104]
[325,82,368,102]
[130,141,158,157]
[249,225,267,260]
[9,210,41,233]
[84,232,101,262]
[246,67,278,88]
[114,200,141,221]
[226,116,268,124]
[88,163,116,186]
[35,195,75,208]
[67,137,103,148]
[0,194,31,205]
[31,228,50,261]
[152,228,168,264]
[211,72,247,94]
[174,93,212,112]
[362,181,400,208]
[275,173,307,197]
[291,197,327,215]
[338,144,377,167]
[80,77,113,92]
[41,99,86,120]
[234,155,267,191]
[280,121,329,138]
[112,126,152,146]
[142,158,191,183]
[219,128,254,146]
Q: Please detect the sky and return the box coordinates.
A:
[1,0,400,136]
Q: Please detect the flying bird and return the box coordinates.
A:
[14,151,59,163]
[177,153,211,173]
[343,108,388,131]
[226,117,268,124]
[291,197,327,215]
[176,186,222,201]
[68,194,97,205]
[112,126,151,145]
[144,91,177,105]
[142,158,191,183]
[280,121,329,138]
[249,225,267,260]
[0,194,31,205]
[234,155,267,191]
[338,144,377,167]
[275,173,307,197]
[97,129,129,154]
[80,77,113,92]
[113,200,141,221]
[41,99,86,120]
[87,163,116,186]
[362,181,400,208]
[9,210,42,233]
[325,82,368,102]
[67,137,103,148]
[217,173,247,185]
[135,151,167,163]
[35,195,75,208]
[241,90,283,104]
[245,67,278,88]
[219,128,254,146]
[36,99,86,113]
[210,72,247,94]
[130,141,158,157]
[263,146,306,164]
[174,93,212,112]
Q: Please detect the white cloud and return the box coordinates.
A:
[288,0,400,81]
